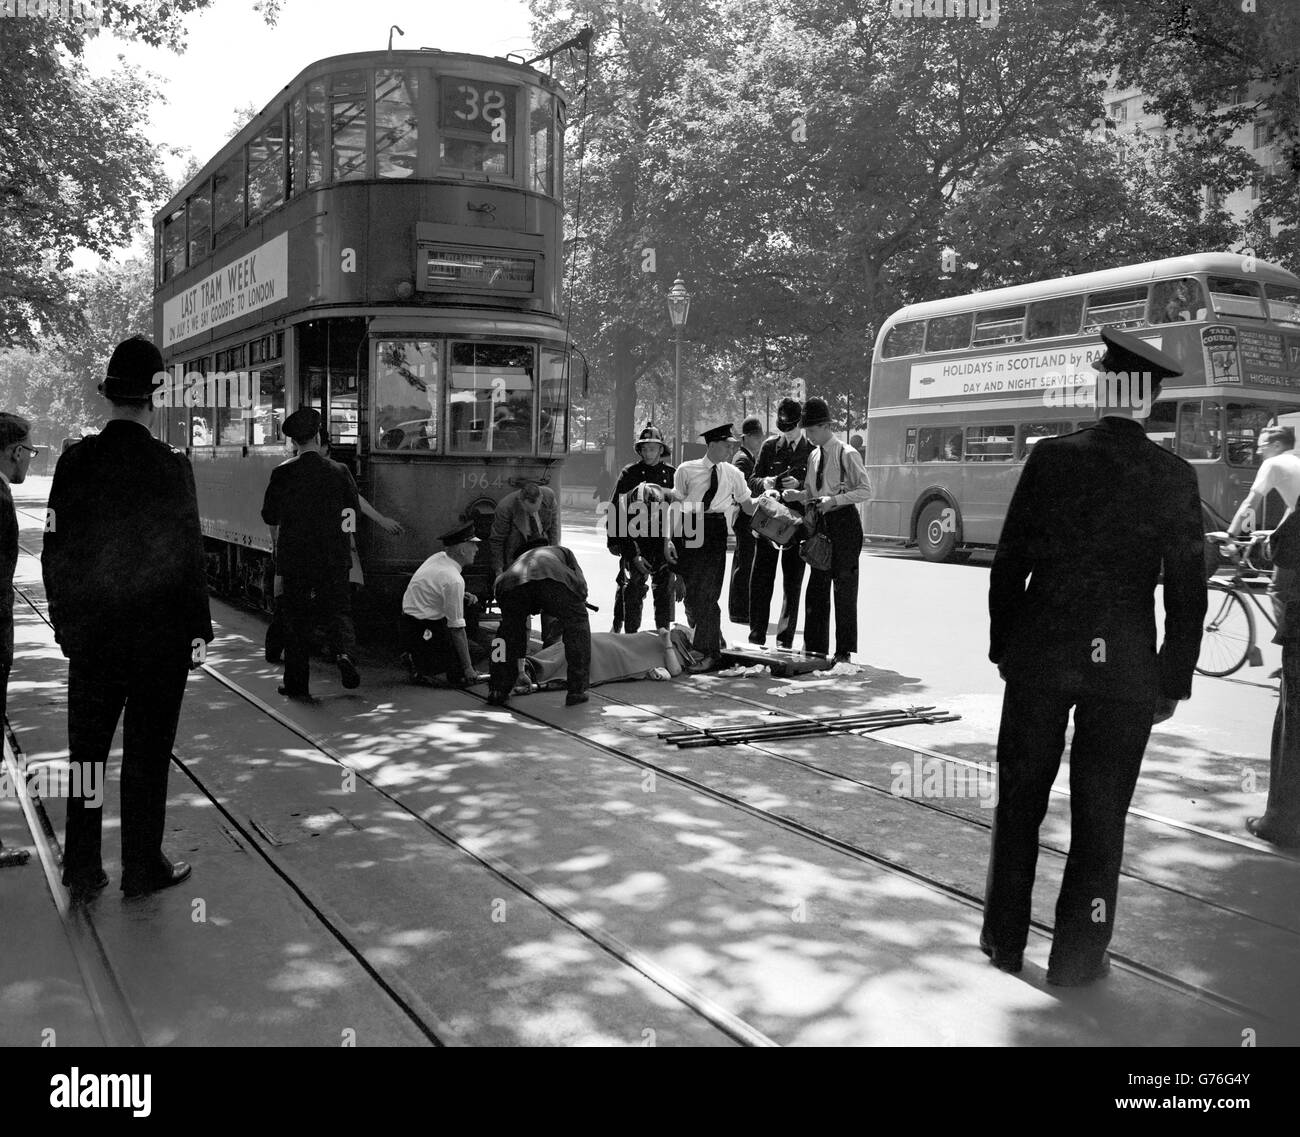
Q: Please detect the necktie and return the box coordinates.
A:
[815,446,826,490]
[529,513,541,538]
[702,464,719,511]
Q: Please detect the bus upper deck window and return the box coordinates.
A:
[1149,278,1204,324]
[1084,286,1148,332]
[1026,295,1083,340]
[376,70,419,179]
[972,307,1025,347]
[1208,276,1266,320]
[440,77,515,177]
[882,321,924,358]
[924,314,972,354]
[1266,283,1300,327]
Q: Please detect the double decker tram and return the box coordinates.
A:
[151,49,571,612]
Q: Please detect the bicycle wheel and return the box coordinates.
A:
[1196,581,1256,678]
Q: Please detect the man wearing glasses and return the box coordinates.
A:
[0,413,36,868]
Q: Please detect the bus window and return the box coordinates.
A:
[915,426,963,462]
[1142,401,1176,452]
[882,321,924,358]
[161,209,185,281]
[247,118,286,218]
[1177,399,1222,460]
[1226,402,1300,466]
[306,81,327,185]
[331,71,369,181]
[1017,421,1073,457]
[1266,283,1300,327]
[376,69,419,179]
[971,307,1025,347]
[1149,278,1204,324]
[528,87,555,195]
[1083,286,1148,332]
[187,186,210,266]
[449,343,534,452]
[1026,295,1083,340]
[375,340,440,451]
[539,348,570,453]
[212,154,245,248]
[925,314,972,354]
[1207,276,1266,320]
[440,77,515,176]
[964,424,1015,460]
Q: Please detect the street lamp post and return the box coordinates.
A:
[666,276,691,460]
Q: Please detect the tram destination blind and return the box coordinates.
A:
[420,246,536,294]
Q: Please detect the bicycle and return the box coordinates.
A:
[1197,530,1276,678]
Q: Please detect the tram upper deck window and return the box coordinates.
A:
[376,70,419,179]
[289,92,305,194]
[332,70,369,181]
[1207,276,1266,320]
[187,186,210,266]
[449,343,534,453]
[306,81,327,185]
[881,321,924,358]
[247,118,285,218]
[1083,286,1148,332]
[161,209,185,282]
[1026,295,1083,340]
[212,154,245,249]
[375,340,440,451]
[924,314,972,354]
[528,87,555,195]
[539,348,570,453]
[1149,278,1205,324]
[972,306,1025,347]
[1266,283,1300,327]
[440,77,514,177]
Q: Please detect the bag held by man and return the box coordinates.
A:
[750,495,804,547]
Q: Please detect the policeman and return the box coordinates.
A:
[666,423,757,672]
[982,327,1207,985]
[609,423,677,633]
[784,397,872,661]
[0,412,34,869]
[489,538,592,707]
[728,417,765,624]
[748,399,813,648]
[261,407,362,698]
[43,336,213,897]
[400,522,482,686]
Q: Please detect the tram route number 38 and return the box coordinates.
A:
[461,471,506,489]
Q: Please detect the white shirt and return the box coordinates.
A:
[672,458,753,523]
[401,551,466,627]
[802,436,872,510]
[1251,451,1300,512]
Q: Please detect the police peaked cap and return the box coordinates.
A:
[700,423,739,444]
[634,423,668,454]
[102,335,165,401]
[776,398,803,430]
[440,522,480,547]
[1092,326,1183,389]
[800,397,832,427]
[282,407,323,442]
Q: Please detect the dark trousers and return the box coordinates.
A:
[982,683,1153,976]
[623,557,675,633]
[62,653,190,879]
[749,537,806,646]
[400,615,468,682]
[802,507,862,656]
[680,514,728,658]
[729,517,756,624]
[1263,638,1300,836]
[281,573,357,693]
[491,579,591,697]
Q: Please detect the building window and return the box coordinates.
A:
[376,70,419,178]
[1253,119,1274,150]
[1109,99,1128,124]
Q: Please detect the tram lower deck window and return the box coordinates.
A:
[375,340,440,451]
[449,342,533,453]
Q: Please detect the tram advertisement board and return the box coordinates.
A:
[162,233,288,348]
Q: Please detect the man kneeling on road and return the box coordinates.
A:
[400,522,483,686]
[488,538,592,708]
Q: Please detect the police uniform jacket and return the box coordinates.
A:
[42,421,213,662]
[494,545,588,600]
[0,476,16,668]
[751,435,814,506]
[261,450,360,579]
[989,416,1207,702]
[610,458,676,559]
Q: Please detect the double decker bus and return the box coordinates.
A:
[151,48,571,609]
[864,253,1300,561]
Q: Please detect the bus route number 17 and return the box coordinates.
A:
[461,471,505,490]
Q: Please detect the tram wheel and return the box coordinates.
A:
[1195,581,1255,678]
[915,499,969,564]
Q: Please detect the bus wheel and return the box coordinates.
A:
[916,500,969,563]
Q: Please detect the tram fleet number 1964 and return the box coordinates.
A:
[461,472,506,489]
